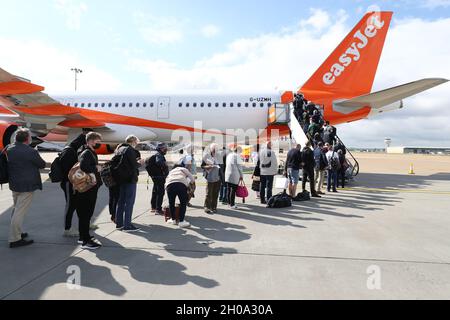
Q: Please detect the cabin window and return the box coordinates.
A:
[179,103,182,107]
[95,103,99,108]
[237,103,242,107]
[186,103,190,107]
[143,103,147,108]
[115,103,119,108]
[200,103,205,108]
[208,103,212,107]
[222,103,226,108]
[253,103,257,107]
[150,103,154,108]
[215,103,219,107]
[245,103,249,108]
[193,103,197,108]
[129,103,133,107]
[136,103,140,108]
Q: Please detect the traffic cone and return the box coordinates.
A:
[409,163,415,175]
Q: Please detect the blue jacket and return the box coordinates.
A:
[7,143,46,192]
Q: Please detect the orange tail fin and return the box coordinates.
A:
[301,11,393,99]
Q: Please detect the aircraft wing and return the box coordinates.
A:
[335,78,448,109]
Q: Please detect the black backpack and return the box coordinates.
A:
[0,147,9,185]
[49,147,77,183]
[293,190,311,202]
[267,191,292,208]
[111,147,133,185]
[100,160,118,188]
[329,151,339,171]
[145,154,168,177]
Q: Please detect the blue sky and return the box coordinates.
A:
[1,0,449,91]
[0,0,449,147]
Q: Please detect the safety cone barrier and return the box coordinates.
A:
[409,163,415,175]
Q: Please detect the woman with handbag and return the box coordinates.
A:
[225,145,243,209]
[73,132,103,250]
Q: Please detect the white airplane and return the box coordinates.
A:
[0,11,447,154]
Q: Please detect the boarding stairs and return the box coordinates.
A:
[267,102,359,179]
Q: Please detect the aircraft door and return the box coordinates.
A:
[157,97,170,119]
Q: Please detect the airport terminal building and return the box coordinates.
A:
[387,146,450,155]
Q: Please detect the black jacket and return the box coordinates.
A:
[146,151,169,179]
[301,147,315,171]
[78,146,102,187]
[7,143,46,192]
[286,148,302,170]
[116,143,141,184]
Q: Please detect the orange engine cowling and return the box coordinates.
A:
[0,121,18,150]
[93,144,116,155]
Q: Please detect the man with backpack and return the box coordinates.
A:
[59,133,88,238]
[146,143,169,215]
[314,142,328,195]
[6,129,46,248]
[326,146,340,193]
[114,135,143,232]
[302,142,321,198]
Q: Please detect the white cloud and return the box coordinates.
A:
[134,13,185,45]
[54,0,87,30]
[128,10,450,147]
[0,38,121,94]
[201,24,221,38]
[300,8,332,31]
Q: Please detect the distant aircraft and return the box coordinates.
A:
[0,11,447,154]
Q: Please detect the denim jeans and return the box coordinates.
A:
[327,170,338,191]
[219,181,228,202]
[116,183,137,229]
[260,175,274,202]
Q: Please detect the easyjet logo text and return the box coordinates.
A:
[322,14,385,86]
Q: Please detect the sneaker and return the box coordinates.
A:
[167,219,178,225]
[116,225,124,231]
[212,210,218,214]
[81,240,102,250]
[64,229,79,238]
[89,224,99,231]
[155,210,164,216]
[204,208,212,214]
[312,193,322,198]
[150,209,156,214]
[178,221,191,228]
[333,189,338,193]
[187,203,193,207]
[21,233,29,239]
[317,191,325,195]
[9,239,34,248]
[123,225,141,233]
[78,236,95,244]
[231,205,238,209]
